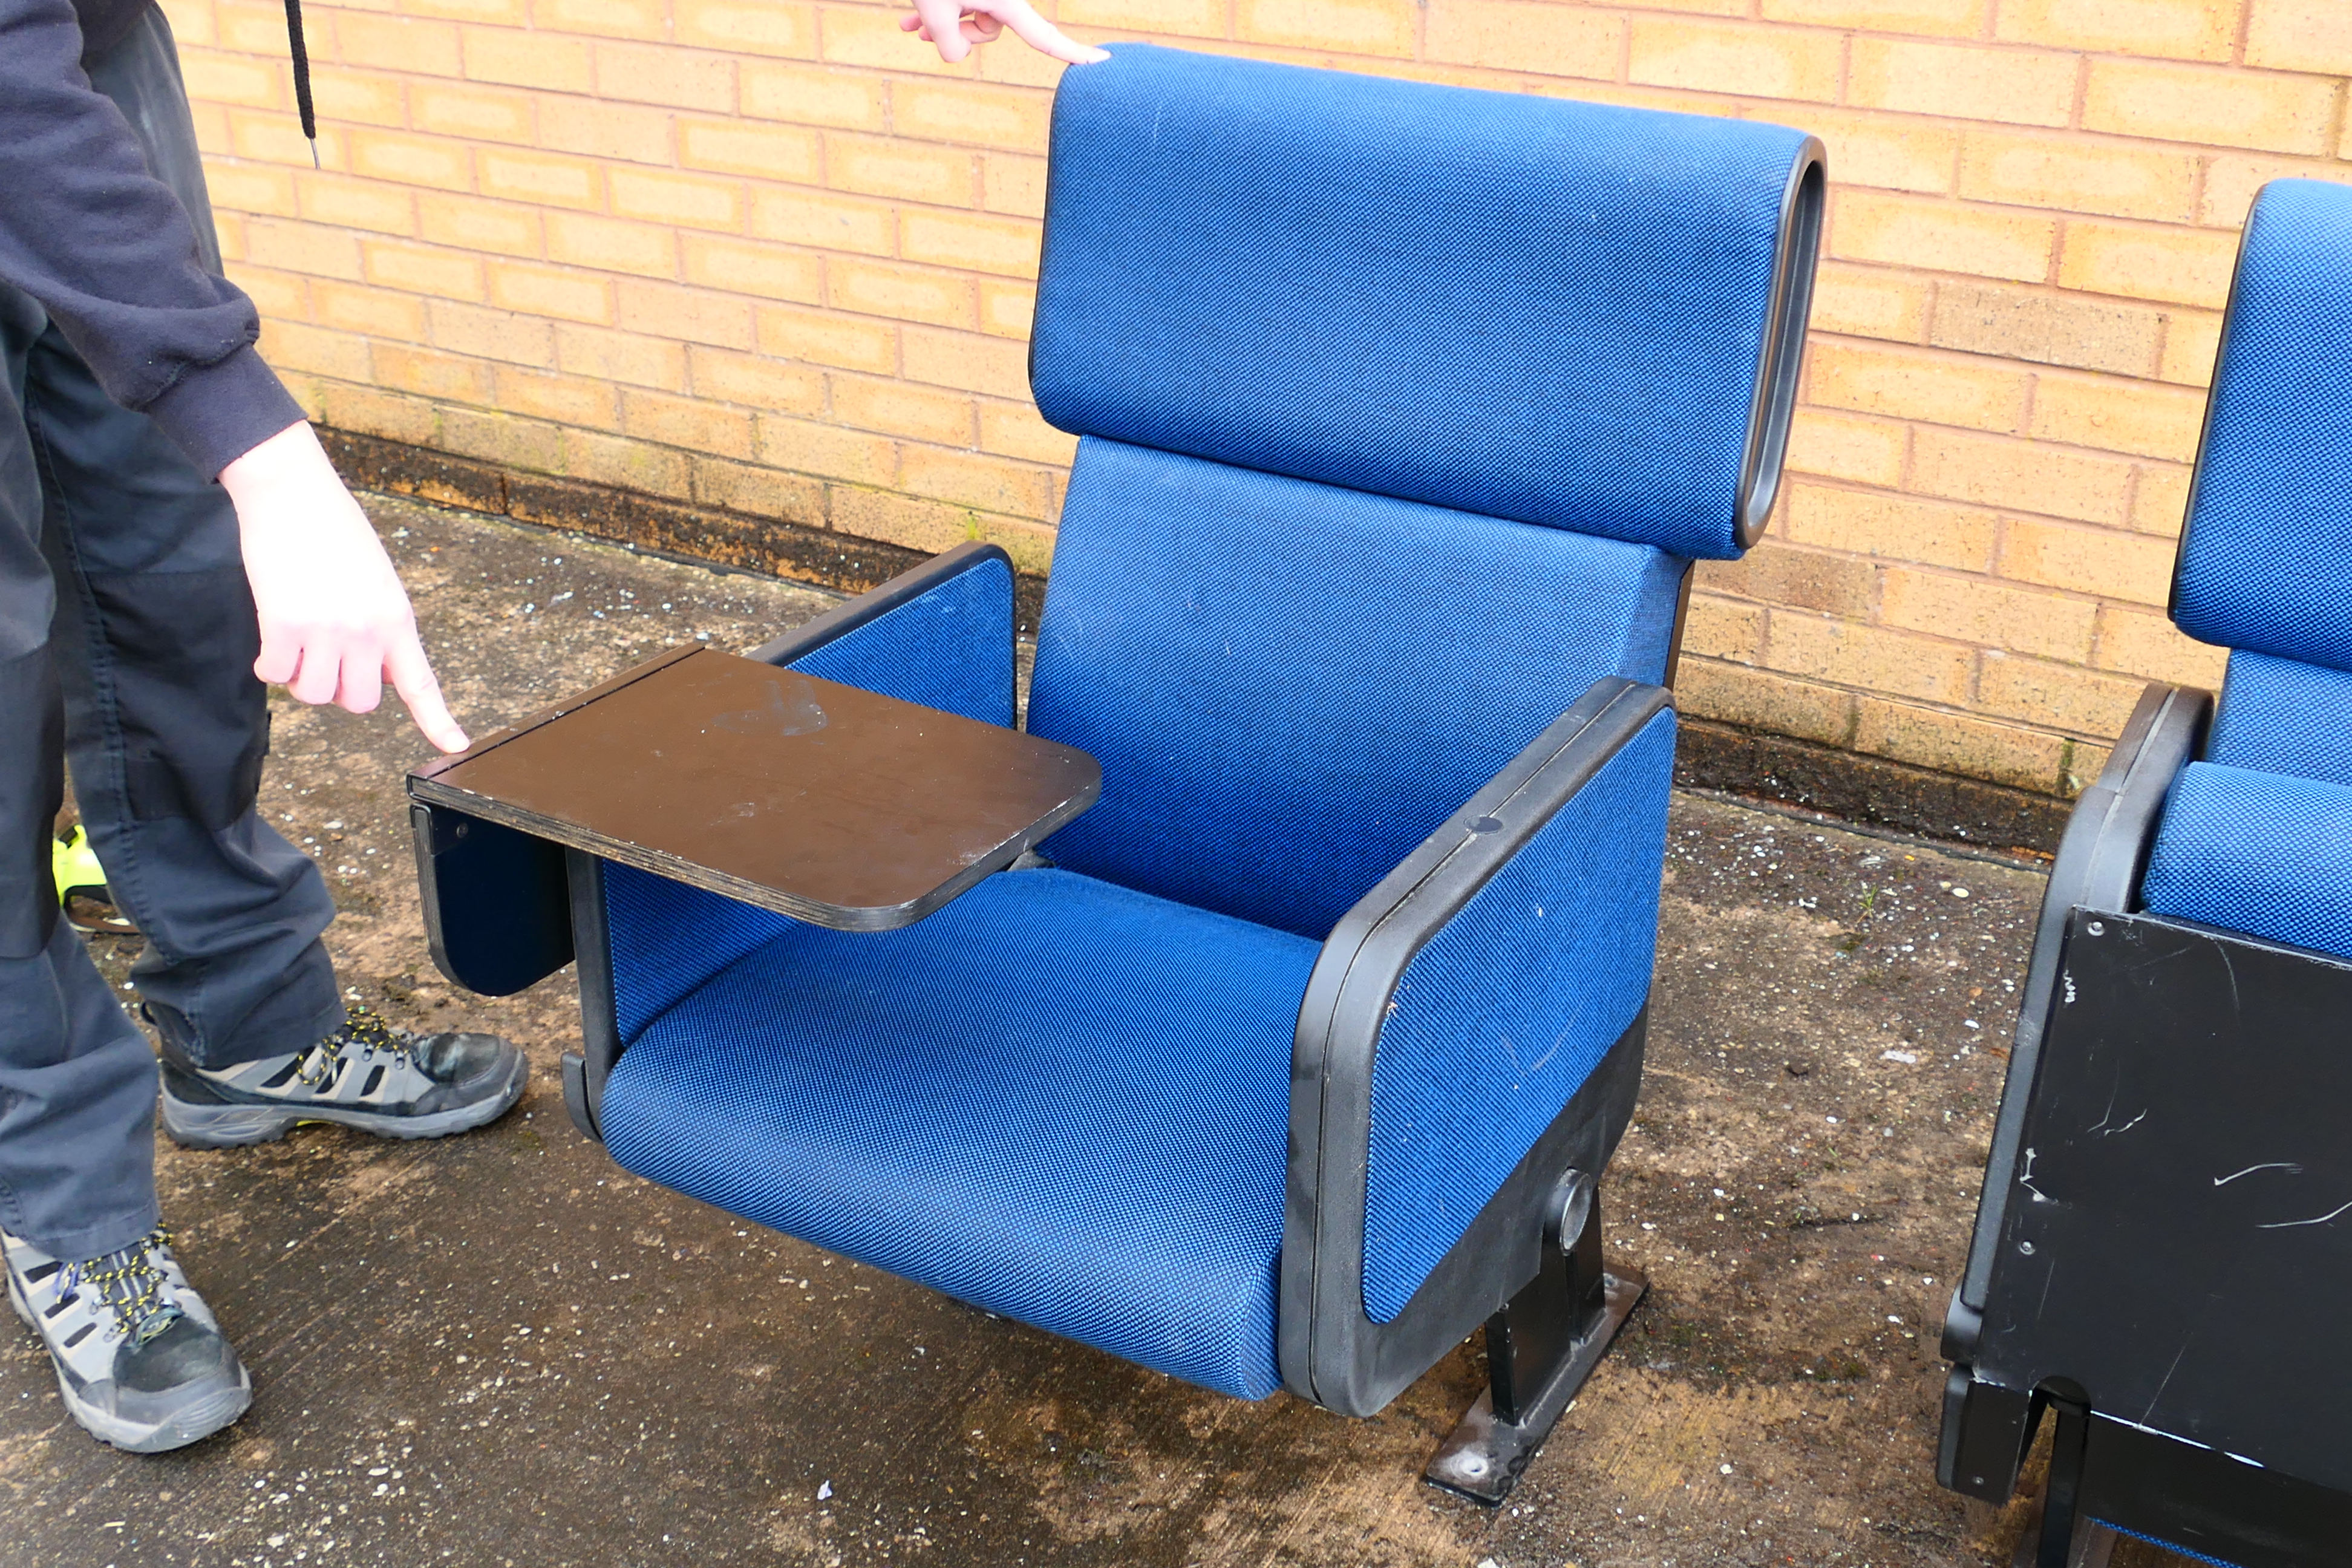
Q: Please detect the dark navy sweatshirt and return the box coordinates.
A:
[4,0,304,478]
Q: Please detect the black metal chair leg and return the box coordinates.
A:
[2036,1400,2092,1568]
[1424,1172,1646,1504]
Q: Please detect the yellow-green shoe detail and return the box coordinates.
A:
[52,826,105,905]
[52,828,136,935]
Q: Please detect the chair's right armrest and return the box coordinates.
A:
[1947,681,2212,1347]
[1279,675,1673,1416]
[748,540,1017,727]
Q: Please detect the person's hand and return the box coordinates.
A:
[219,422,471,754]
[900,0,1108,64]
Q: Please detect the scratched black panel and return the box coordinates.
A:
[1979,909,2352,1494]
[2079,1412,2352,1568]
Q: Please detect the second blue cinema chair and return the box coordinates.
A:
[1939,179,2352,1566]
[417,45,1823,1497]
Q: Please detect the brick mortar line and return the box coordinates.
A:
[1681,645,2142,742]
[195,82,2344,164]
[318,423,1050,628]
[192,29,2344,131]
[319,422,2086,852]
[272,318,2207,495]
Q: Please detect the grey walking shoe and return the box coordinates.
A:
[158,1002,529,1149]
[2,1226,250,1454]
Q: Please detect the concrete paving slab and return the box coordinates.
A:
[6,496,2188,1568]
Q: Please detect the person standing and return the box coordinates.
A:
[0,0,1105,1457]
[0,0,526,1452]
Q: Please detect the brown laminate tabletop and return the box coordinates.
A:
[407,645,1100,931]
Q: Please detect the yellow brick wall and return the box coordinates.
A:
[165,0,2352,794]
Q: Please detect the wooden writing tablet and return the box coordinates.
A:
[408,645,1101,931]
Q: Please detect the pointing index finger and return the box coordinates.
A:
[982,0,1108,62]
[387,632,471,754]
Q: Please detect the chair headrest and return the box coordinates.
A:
[1029,45,1822,561]
[2174,178,2352,672]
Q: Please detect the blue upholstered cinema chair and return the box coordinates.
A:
[413,45,1823,1496]
[1939,179,2352,1567]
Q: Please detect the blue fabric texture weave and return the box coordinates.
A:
[782,554,1014,727]
[1027,439,1685,940]
[596,866,1319,1399]
[1030,45,1810,561]
[2142,762,2352,960]
[2205,649,2352,789]
[2172,180,2352,670]
[604,863,795,1044]
[1362,708,1676,1322]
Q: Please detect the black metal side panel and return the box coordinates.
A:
[1280,676,1669,1415]
[410,800,572,997]
[1957,682,2210,1318]
[2081,1411,2352,1568]
[1978,909,2352,1496]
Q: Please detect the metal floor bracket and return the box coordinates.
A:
[1423,1172,1645,1504]
[1424,1265,1645,1504]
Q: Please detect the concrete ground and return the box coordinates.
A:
[4,495,2189,1568]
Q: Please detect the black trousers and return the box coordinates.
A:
[0,8,340,1259]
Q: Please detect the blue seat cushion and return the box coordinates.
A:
[2142,762,2352,960]
[595,866,1321,1400]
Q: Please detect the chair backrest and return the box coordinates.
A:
[1024,45,1823,937]
[2174,179,2352,782]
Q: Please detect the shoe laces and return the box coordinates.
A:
[295,1002,415,1090]
[60,1227,182,1347]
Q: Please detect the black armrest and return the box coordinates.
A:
[1279,674,1671,1414]
[1950,681,2212,1335]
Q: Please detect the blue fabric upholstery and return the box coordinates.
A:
[1027,439,1685,940]
[781,554,1014,727]
[1362,708,1676,1322]
[1030,44,1811,561]
[2143,181,2352,962]
[2173,180,2352,671]
[2143,763,2352,959]
[595,866,1319,1399]
[586,45,1751,1405]
[604,862,795,1044]
[2206,650,2352,789]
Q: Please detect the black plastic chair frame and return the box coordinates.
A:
[1939,681,2352,1567]
[1736,151,1827,550]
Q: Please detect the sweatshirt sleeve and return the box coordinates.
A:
[0,0,305,479]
